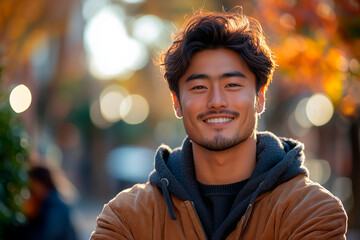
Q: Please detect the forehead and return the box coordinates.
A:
[179,48,255,83]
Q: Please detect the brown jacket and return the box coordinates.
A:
[90,174,347,240]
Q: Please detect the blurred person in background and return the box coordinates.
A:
[91,8,347,240]
[23,164,78,240]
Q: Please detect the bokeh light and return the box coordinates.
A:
[121,0,145,4]
[2,0,360,234]
[20,137,29,149]
[337,55,349,72]
[339,95,358,117]
[99,85,129,123]
[349,58,360,74]
[100,92,124,122]
[305,159,331,185]
[281,35,307,59]
[287,112,310,137]
[306,93,334,126]
[84,5,148,80]
[279,13,296,30]
[82,0,108,21]
[332,177,353,204]
[120,94,149,125]
[20,187,30,200]
[295,97,312,129]
[106,146,154,183]
[316,2,336,20]
[90,100,113,129]
[132,15,166,47]
[9,84,32,113]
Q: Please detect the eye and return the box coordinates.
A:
[226,83,242,88]
[191,85,206,90]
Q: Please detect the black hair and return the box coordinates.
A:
[160,9,276,98]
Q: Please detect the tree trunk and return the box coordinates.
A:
[350,118,360,229]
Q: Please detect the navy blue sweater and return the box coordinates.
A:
[198,179,249,234]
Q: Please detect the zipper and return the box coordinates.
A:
[239,186,261,236]
[190,201,208,240]
[240,203,253,234]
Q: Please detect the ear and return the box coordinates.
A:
[256,87,266,114]
[171,91,183,118]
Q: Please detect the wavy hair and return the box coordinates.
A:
[160,9,276,97]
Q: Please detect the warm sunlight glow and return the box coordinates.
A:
[316,2,335,20]
[90,100,113,128]
[287,112,310,137]
[120,94,149,125]
[295,98,312,128]
[349,58,360,74]
[339,95,357,117]
[280,13,296,30]
[132,15,165,46]
[305,159,331,185]
[99,85,129,122]
[306,93,334,126]
[84,5,148,80]
[9,84,32,113]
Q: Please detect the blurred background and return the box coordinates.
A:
[0,0,359,239]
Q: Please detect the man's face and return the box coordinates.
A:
[172,48,265,151]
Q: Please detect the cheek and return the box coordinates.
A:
[232,94,257,109]
[181,95,203,114]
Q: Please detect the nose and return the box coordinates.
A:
[207,85,228,109]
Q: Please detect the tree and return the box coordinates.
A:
[255,0,360,229]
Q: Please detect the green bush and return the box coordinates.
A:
[0,65,30,239]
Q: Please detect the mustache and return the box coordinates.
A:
[197,110,240,120]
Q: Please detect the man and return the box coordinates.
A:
[91,9,347,240]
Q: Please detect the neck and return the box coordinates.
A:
[192,134,257,185]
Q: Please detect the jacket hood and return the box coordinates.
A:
[148,131,309,239]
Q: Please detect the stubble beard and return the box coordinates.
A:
[184,109,258,152]
[191,128,256,152]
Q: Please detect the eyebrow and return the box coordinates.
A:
[185,71,247,82]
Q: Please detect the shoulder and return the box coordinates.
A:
[107,182,164,217]
[271,175,344,210]
[91,183,166,239]
[112,182,160,201]
[260,175,347,239]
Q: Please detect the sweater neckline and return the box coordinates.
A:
[197,178,249,197]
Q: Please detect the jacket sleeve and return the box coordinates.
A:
[279,179,347,240]
[90,202,134,240]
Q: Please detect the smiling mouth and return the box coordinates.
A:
[204,117,234,124]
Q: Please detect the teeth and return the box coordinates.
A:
[206,118,232,123]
